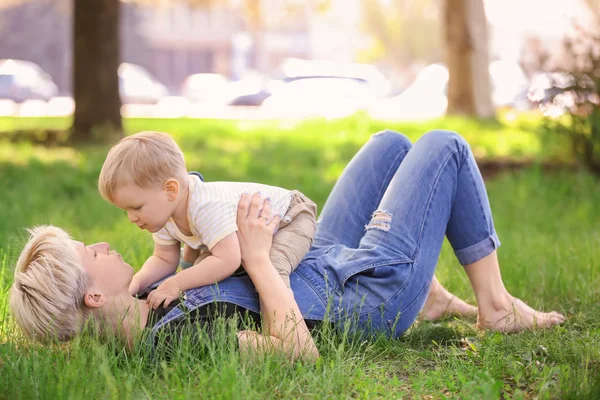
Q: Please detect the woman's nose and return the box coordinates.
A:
[90,242,110,254]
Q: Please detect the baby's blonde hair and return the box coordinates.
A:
[10,226,90,343]
[98,131,186,202]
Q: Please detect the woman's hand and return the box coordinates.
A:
[235,192,319,363]
[236,192,281,269]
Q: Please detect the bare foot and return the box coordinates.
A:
[477,295,565,332]
[419,279,478,321]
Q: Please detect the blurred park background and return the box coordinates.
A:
[0,0,597,127]
[0,1,600,398]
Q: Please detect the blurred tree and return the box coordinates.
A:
[0,0,147,143]
[444,0,494,117]
[584,0,600,19]
[0,1,149,95]
[188,0,330,72]
[361,0,493,118]
[71,0,122,143]
[3,0,330,142]
[360,0,443,68]
[79,0,328,142]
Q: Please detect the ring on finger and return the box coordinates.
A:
[260,215,269,222]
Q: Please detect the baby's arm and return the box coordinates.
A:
[174,232,242,291]
[129,242,180,295]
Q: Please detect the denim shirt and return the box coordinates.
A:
[144,253,333,349]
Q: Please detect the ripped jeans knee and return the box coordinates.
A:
[365,209,392,232]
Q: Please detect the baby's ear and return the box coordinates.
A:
[164,178,179,200]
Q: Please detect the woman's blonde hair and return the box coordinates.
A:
[10,226,90,343]
[98,131,186,202]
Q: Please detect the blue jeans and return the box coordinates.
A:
[291,129,500,336]
[148,130,500,340]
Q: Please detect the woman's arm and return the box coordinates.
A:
[236,192,319,363]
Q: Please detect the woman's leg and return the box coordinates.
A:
[419,275,478,320]
[313,131,476,321]
[312,130,412,250]
[344,130,563,333]
[465,251,564,331]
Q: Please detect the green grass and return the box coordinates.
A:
[0,116,598,399]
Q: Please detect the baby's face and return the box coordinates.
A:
[111,182,174,233]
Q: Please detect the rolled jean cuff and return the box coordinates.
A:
[454,231,501,265]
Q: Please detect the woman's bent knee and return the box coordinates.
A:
[371,130,412,153]
[418,130,470,156]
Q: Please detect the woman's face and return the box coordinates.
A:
[75,241,134,296]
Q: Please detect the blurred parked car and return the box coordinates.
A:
[260,76,372,119]
[119,63,168,104]
[180,73,232,105]
[277,58,392,99]
[0,59,58,102]
[368,64,449,120]
[369,61,532,120]
[256,59,392,117]
[228,74,273,106]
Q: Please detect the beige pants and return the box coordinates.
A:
[269,190,317,287]
[189,190,317,288]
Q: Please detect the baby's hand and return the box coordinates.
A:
[146,276,181,309]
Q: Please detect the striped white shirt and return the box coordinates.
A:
[153,175,292,251]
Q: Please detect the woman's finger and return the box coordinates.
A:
[248,192,263,220]
[268,214,282,233]
[237,192,250,226]
[260,197,272,221]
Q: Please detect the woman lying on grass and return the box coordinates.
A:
[10,130,565,361]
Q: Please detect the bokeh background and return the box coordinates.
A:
[0,1,599,398]
[0,0,598,126]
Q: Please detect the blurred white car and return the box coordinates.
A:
[180,73,232,105]
[119,63,168,104]
[369,61,532,120]
[260,76,371,119]
[0,59,58,102]
[277,58,392,99]
[368,64,449,120]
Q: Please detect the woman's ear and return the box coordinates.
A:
[164,179,180,201]
[84,291,106,309]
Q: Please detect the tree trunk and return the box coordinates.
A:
[71,0,122,143]
[444,0,494,118]
[246,0,267,72]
